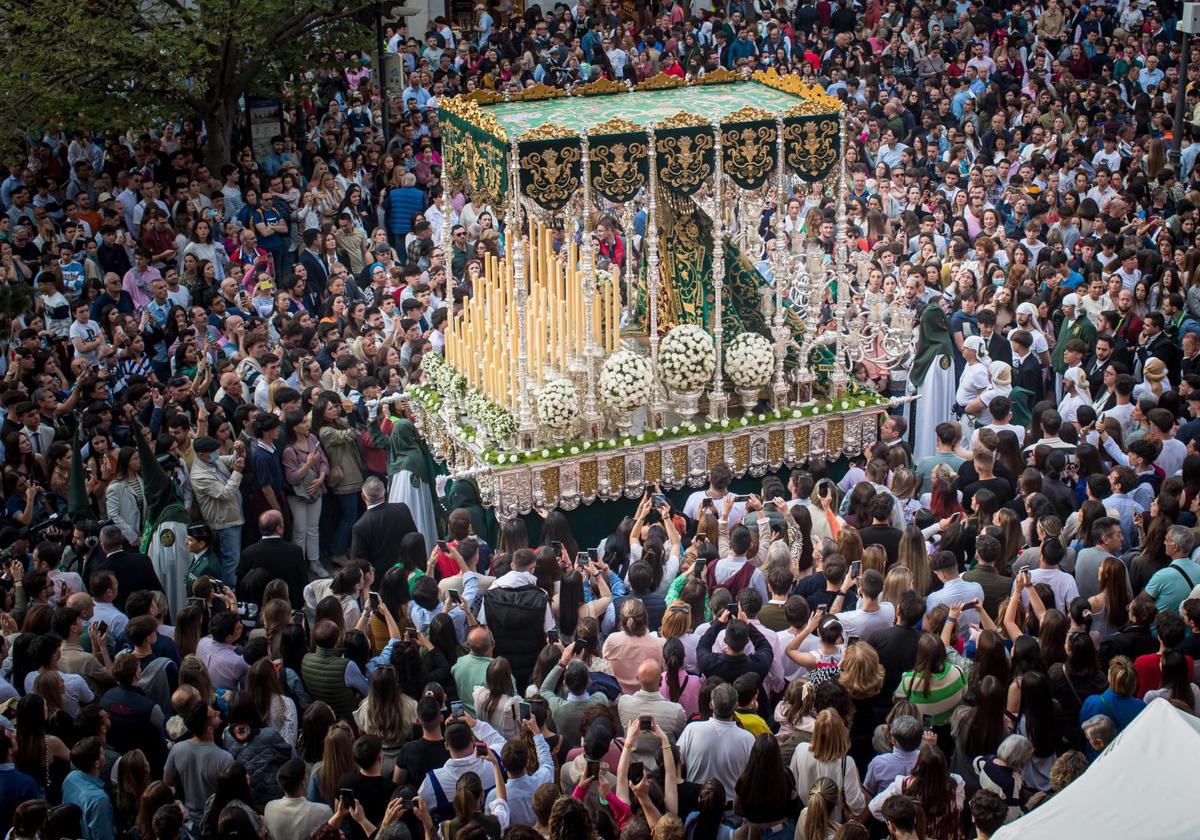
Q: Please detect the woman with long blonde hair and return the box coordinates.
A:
[837,527,864,576]
[881,566,915,610]
[797,777,841,840]
[897,525,932,596]
[310,720,354,805]
[862,545,888,577]
[789,709,866,822]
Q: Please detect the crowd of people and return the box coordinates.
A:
[1,0,1199,838]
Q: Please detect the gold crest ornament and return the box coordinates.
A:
[160,529,175,547]
[655,130,714,195]
[590,138,648,203]
[782,117,840,182]
[520,144,583,211]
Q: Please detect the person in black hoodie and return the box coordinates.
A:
[696,606,773,687]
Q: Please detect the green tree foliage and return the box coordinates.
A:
[0,0,375,165]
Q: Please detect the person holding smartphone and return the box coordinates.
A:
[417,716,503,819]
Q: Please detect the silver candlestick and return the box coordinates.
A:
[708,124,729,422]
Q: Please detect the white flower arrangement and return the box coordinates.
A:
[599,350,654,411]
[659,324,715,391]
[536,379,580,431]
[724,332,774,388]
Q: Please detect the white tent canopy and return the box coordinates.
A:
[994,699,1198,840]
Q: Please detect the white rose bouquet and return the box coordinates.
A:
[599,350,654,411]
[725,332,774,388]
[658,324,715,392]
[536,379,580,431]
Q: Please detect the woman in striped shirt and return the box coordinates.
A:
[893,633,968,727]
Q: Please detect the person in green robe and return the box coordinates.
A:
[369,395,442,554]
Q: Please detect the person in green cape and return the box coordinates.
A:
[906,301,958,463]
[368,394,441,554]
[132,419,192,617]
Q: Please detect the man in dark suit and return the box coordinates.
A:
[977,309,1011,367]
[1010,329,1045,403]
[1086,336,1117,400]
[351,476,418,590]
[298,230,330,311]
[236,510,307,609]
[89,525,163,613]
[1136,313,1183,388]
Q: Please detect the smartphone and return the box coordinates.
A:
[628,760,645,785]
[922,714,934,732]
[701,497,715,509]
[639,714,653,732]
[405,628,418,641]
[575,552,589,568]
[950,511,965,522]
[586,759,602,780]
[339,788,356,810]
[546,630,559,645]
[550,540,563,553]
[448,589,462,604]
[732,494,751,503]
[369,591,380,610]
[519,701,531,721]
[847,635,861,647]
[652,493,668,507]
[93,620,108,636]
[475,742,489,758]
[850,560,861,578]
[819,482,830,499]
[450,701,464,718]
[587,548,598,562]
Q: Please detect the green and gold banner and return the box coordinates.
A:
[441,109,507,208]
[782,114,840,183]
[721,120,777,192]
[654,123,714,196]
[589,131,649,204]
[518,137,582,212]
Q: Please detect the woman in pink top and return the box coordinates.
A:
[602,600,665,694]
[661,637,702,718]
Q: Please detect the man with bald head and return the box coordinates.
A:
[453,626,509,716]
[235,510,306,608]
[616,658,686,764]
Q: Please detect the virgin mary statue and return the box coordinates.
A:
[906,302,956,462]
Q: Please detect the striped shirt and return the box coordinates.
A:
[893,662,967,726]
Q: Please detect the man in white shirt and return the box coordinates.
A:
[1085,167,1119,211]
[836,569,896,641]
[265,760,332,840]
[88,571,130,642]
[1014,302,1049,364]
[1149,408,1186,476]
[1019,537,1079,611]
[682,463,746,528]
[677,683,754,794]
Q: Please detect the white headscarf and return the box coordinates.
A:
[989,361,1012,396]
[1064,367,1091,402]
